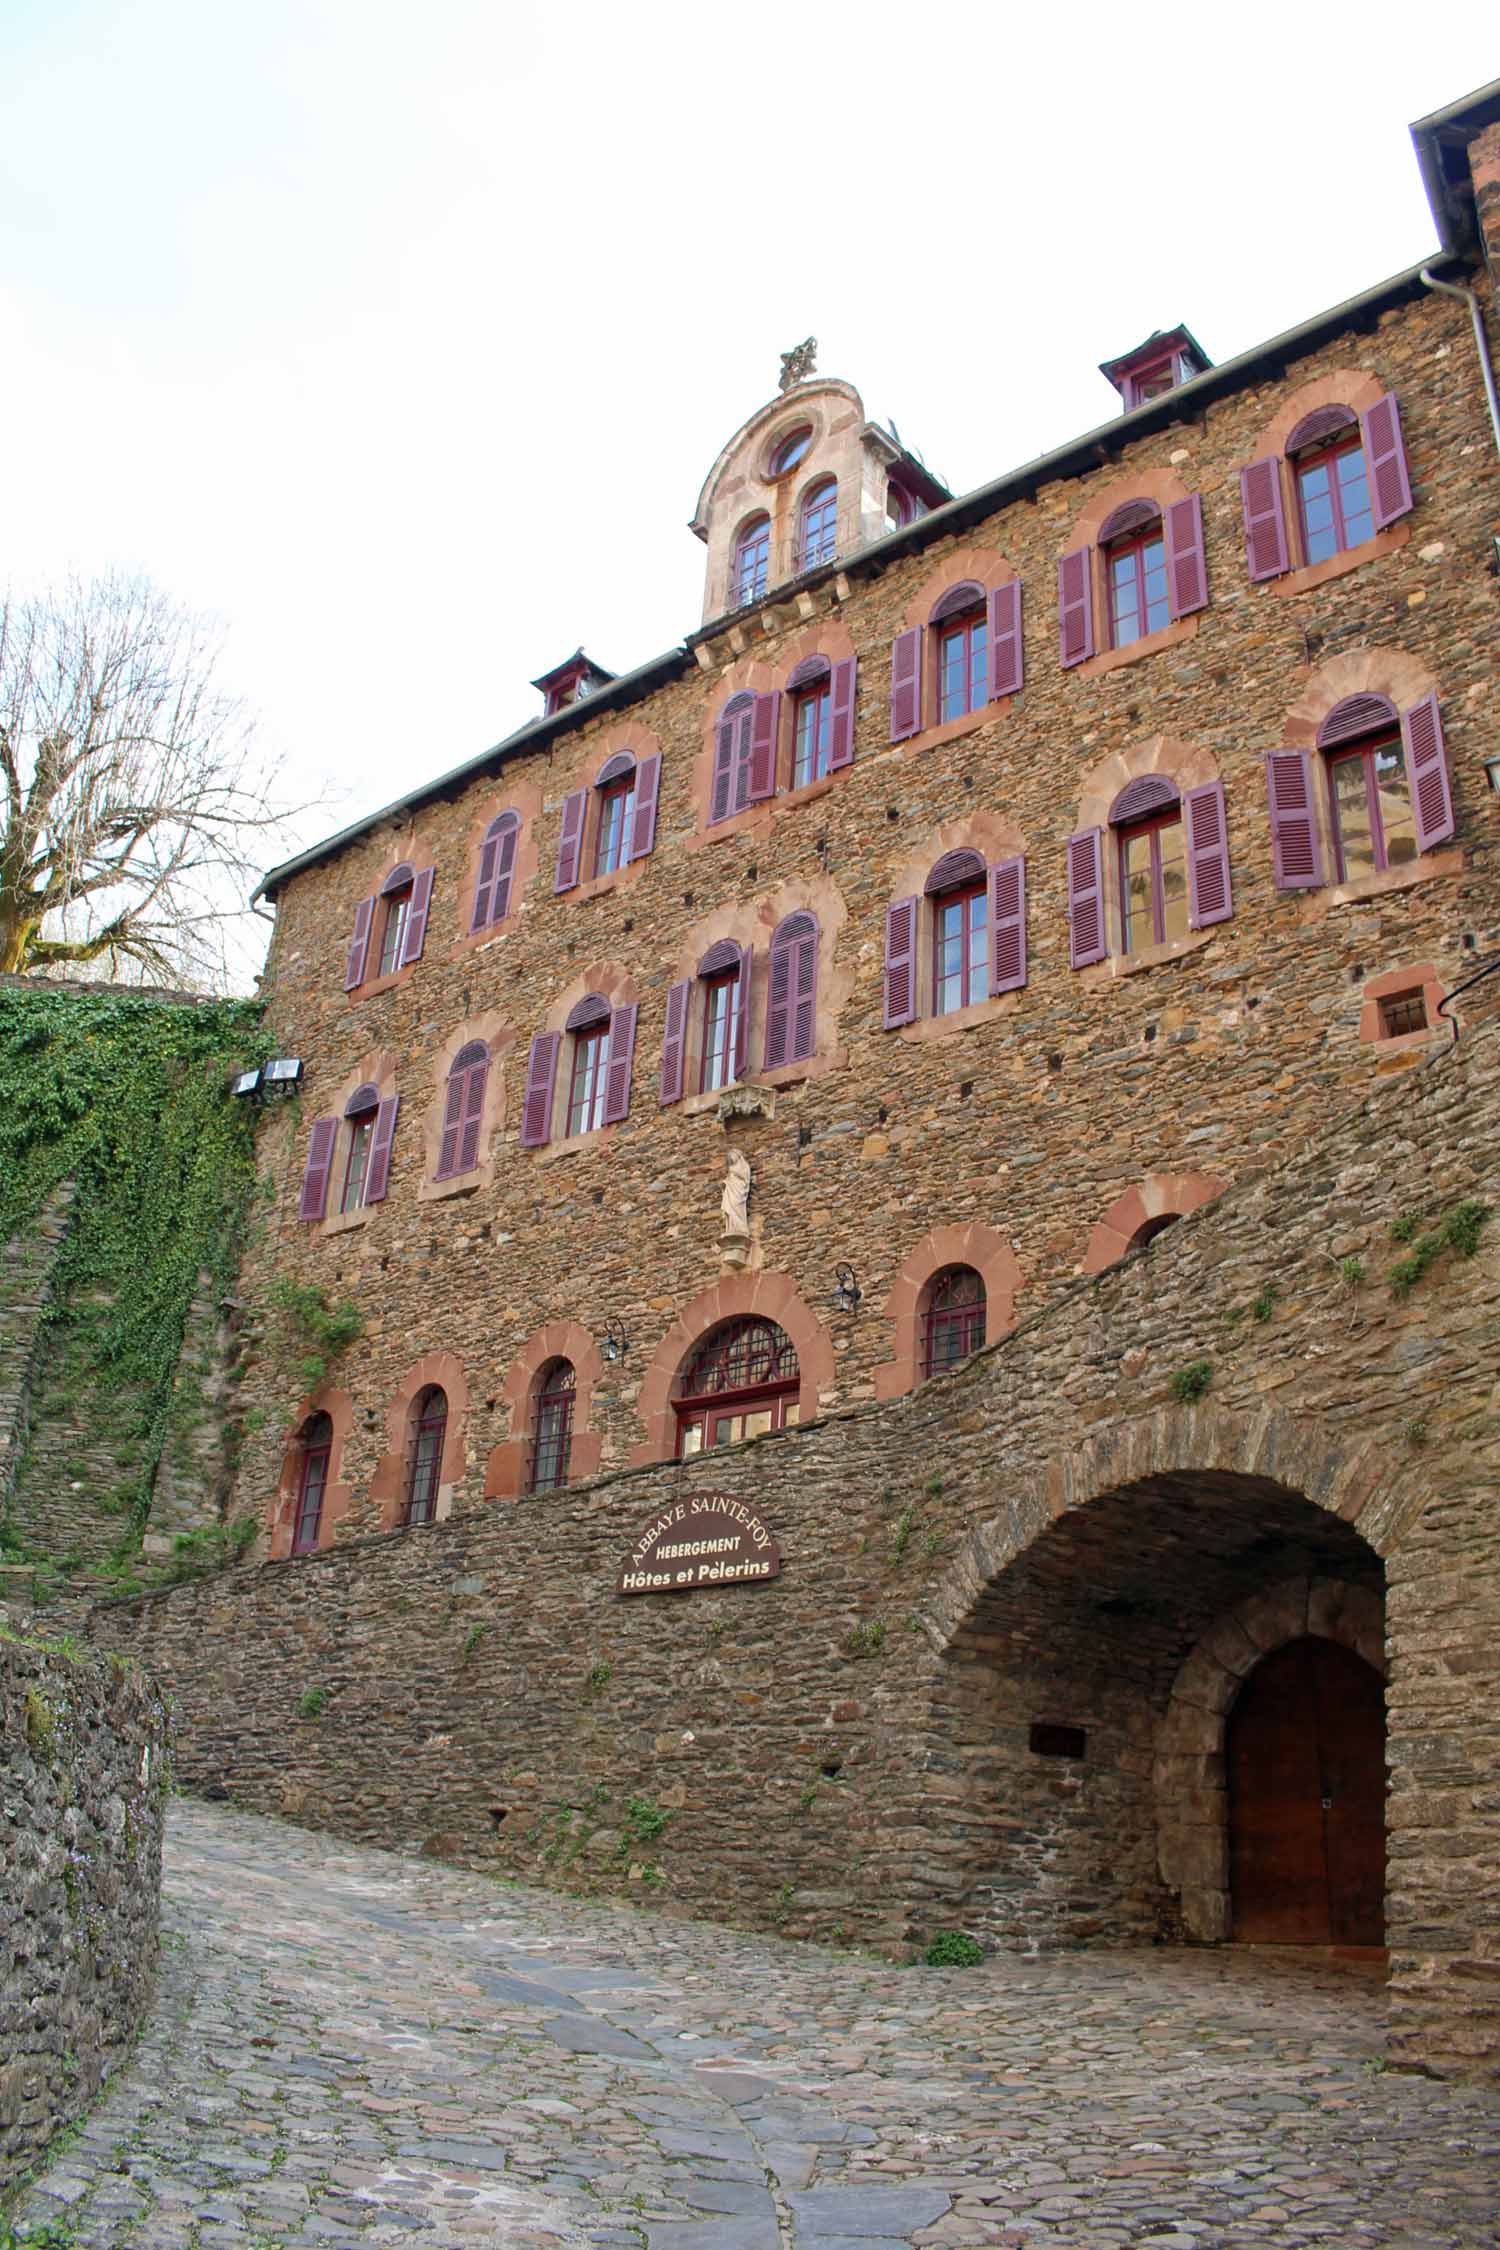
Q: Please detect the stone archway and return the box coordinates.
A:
[1157,1575,1386,1941]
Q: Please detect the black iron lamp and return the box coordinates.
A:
[831,1263,862,1315]
[599,1316,629,1364]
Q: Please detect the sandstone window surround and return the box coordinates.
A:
[368,1353,469,1532]
[922,1266,986,1380]
[1080,1173,1226,1275]
[1066,739,1230,979]
[520,972,639,1154]
[269,1389,355,1558]
[1240,373,1414,597]
[553,741,662,898]
[1266,691,1454,902]
[872,1223,1022,1402]
[630,1272,835,1465]
[1056,473,1206,681]
[485,1322,605,1499]
[673,1316,802,1457]
[889,547,1023,750]
[417,1014,512,1203]
[343,856,436,996]
[884,844,1027,1032]
[1358,963,1448,1059]
[298,1058,400,1228]
[403,1386,448,1526]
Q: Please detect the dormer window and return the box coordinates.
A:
[769,425,813,476]
[1100,327,1210,414]
[531,650,616,719]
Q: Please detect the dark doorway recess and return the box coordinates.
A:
[1228,1636,1385,1945]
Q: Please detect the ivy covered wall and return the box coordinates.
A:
[0,979,268,1577]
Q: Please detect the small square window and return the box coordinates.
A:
[1378,989,1427,1040]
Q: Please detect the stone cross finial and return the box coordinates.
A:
[779,337,817,393]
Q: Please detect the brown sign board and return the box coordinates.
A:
[618,1492,782,1596]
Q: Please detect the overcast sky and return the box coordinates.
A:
[4,1,1495,982]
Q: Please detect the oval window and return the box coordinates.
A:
[769,425,813,476]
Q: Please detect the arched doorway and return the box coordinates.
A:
[1228,1637,1385,1945]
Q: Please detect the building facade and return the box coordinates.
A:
[191,83,1500,2065]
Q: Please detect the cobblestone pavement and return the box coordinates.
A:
[13,1799,1500,2249]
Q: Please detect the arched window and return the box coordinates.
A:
[798,478,838,569]
[789,656,832,788]
[565,992,611,1136]
[341,1083,381,1212]
[885,477,919,534]
[931,582,989,721]
[292,1412,332,1555]
[593,753,637,879]
[1287,407,1374,566]
[377,861,416,977]
[769,425,812,475]
[1317,697,1415,882]
[674,1318,800,1455]
[1100,501,1169,647]
[436,1040,490,1180]
[471,812,520,931]
[1110,776,1187,954]
[922,1267,986,1378]
[734,515,770,607]
[764,911,818,1069]
[1129,1213,1181,1252]
[520,997,637,1148]
[926,848,988,1015]
[695,939,749,1094]
[529,1359,576,1493]
[404,1386,447,1526]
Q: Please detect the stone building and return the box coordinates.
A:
[191,82,1500,2062]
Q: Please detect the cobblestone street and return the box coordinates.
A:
[12,1798,1500,2248]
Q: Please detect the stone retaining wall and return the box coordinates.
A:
[0,1637,170,2200]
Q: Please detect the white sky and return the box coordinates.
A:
[4,1,1496,983]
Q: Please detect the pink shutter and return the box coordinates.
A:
[731,945,753,1078]
[364,1095,400,1203]
[1402,693,1454,852]
[298,1117,338,1222]
[659,977,691,1105]
[1066,829,1106,967]
[883,896,918,1027]
[628,753,661,860]
[470,830,500,932]
[989,856,1027,994]
[1165,495,1208,618]
[343,897,375,989]
[710,716,737,823]
[828,657,857,769]
[520,1032,559,1147]
[1185,781,1234,927]
[747,693,780,802]
[789,921,818,1062]
[490,819,518,921]
[436,1070,466,1178]
[1058,549,1095,668]
[763,939,792,1069]
[890,628,922,741]
[602,1003,638,1124]
[731,703,756,813]
[456,1059,488,1174]
[1239,458,1290,581]
[554,789,587,891]
[1265,751,1324,890]
[1362,393,1414,529]
[399,866,434,965]
[988,581,1023,699]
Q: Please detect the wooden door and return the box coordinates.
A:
[1227,1636,1385,1945]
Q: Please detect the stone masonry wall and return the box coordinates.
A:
[0,1636,169,2199]
[97,1008,1500,2080]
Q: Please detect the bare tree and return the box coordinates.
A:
[0,573,295,986]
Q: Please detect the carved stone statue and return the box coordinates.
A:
[720,1149,751,1239]
[779,337,817,393]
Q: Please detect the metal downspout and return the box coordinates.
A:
[1420,267,1500,463]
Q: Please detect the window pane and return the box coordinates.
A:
[378,893,409,976]
[1121,830,1153,953]
[1298,459,1338,563]
[680,1421,703,1456]
[1109,549,1140,644]
[969,618,989,707]
[1141,538,1169,635]
[967,889,988,999]
[568,1029,606,1135]
[1337,445,1374,550]
[342,1116,374,1211]
[701,975,736,1092]
[1158,818,1189,943]
[793,686,831,788]
[743,1410,773,1439]
[1331,753,1376,880]
[938,625,968,721]
[1372,741,1416,866]
[935,895,966,1013]
[784,1401,800,1426]
[595,783,635,876]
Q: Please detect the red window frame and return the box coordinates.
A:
[885,479,917,532]
[1324,732,1416,882]
[1105,525,1170,646]
[792,681,832,788]
[734,517,770,606]
[1117,810,1188,953]
[798,480,837,569]
[936,610,988,722]
[1294,433,1374,567]
[529,1360,576,1493]
[594,772,637,877]
[404,1388,447,1526]
[923,1267,985,1378]
[292,1416,332,1554]
[567,1023,608,1136]
[376,887,412,977]
[699,970,738,1093]
[673,1319,801,1457]
[932,879,988,1015]
[340,1100,378,1212]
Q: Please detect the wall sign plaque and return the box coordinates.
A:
[618,1492,782,1595]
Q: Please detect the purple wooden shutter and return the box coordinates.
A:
[1185,781,1234,927]
[890,628,922,741]
[1066,829,1106,967]
[628,753,661,860]
[748,694,780,802]
[730,945,753,1077]
[344,897,375,989]
[989,857,1027,994]
[456,1058,488,1174]
[364,1095,399,1203]
[789,922,818,1062]
[710,716,737,823]
[399,866,434,965]
[554,789,587,891]
[1402,693,1454,852]
[988,581,1023,699]
[1058,549,1095,668]
[1362,393,1414,529]
[883,896,918,1027]
[1165,495,1208,618]
[520,1032,559,1147]
[659,977,690,1104]
[1265,752,1323,890]
[490,819,518,921]
[436,1070,466,1178]
[298,1117,337,1222]
[602,1003,638,1124]
[828,657,857,769]
[1240,458,1290,582]
[763,938,792,1069]
[470,830,500,932]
